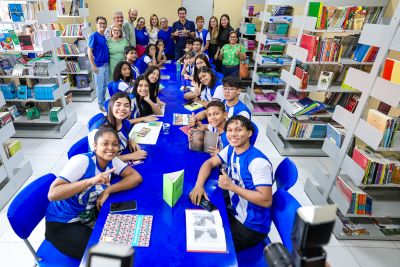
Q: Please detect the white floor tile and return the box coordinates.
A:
[26,154,61,176]
[290,157,328,181]
[254,140,282,159]
[344,240,396,248]
[318,157,335,173]
[288,179,313,206]
[31,139,75,156]
[326,234,345,247]
[325,246,360,267]
[393,242,400,249]
[348,247,400,267]
[74,126,89,141]
[17,138,45,155]
[63,122,86,140]
[0,242,40,267]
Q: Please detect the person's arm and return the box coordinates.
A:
[218,169,272,207]
[87,47,98,74]
[218,47,224,61]
[203,40,210,53]
[144,95,162,115]
[96,165,143,210]
[147,52,158,67]
[194,109,207,121]
[128,116,158,124]
[181,60,188,76]
[238,45,246,61]
[189,155,222,205]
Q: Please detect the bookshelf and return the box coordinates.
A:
[0,91,33,210]
[248,1,299,117]
[56,0,95,102]
[304,1,400,241]
[266,0,388,156]
[0,0,77,138]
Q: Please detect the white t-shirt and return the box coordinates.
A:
[148,27,159,44]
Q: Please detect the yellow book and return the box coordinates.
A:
[391,60,400,85]
[367,109,392,133]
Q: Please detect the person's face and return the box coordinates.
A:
[121,64,131,79]
[96,19,107,33]
[137,18,145,29]
[94,132,119,162]
[137,80,149,97]
[195,58,206,69]
[196,19,204,29]
[210,18,217,28]
[114,14,124,26]
[111,27,122,38]
[157,42,164,51]
[186,43,193,51]
[226,120,251,148]
[198,72,211,85]
[229,33,238,44]
[206,106,226,128]
[129,10,138,22]
[178,10,186,21]
[112,97,130,120]
[160,18,168,29]
[126,50,137,62]
[193,42,201,52]
[149,45,156,55]
[151,16,158,26]
[223,84,240,101]
[221,16,229,28]
[148,69,160,84]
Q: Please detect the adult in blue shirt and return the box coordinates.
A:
[88,16,110,112]
[171,7,195,60]
[189,115,273,252]
[157,17,175,60]
[135,17,149,57]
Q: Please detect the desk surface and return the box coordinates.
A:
[80,64,238,267]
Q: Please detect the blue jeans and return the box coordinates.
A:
[222,65,239,78]
[94,64,109,106]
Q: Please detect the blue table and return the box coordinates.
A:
[80,63,237,267]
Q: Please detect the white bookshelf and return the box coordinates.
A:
[266,0,388,156]
[56,1,95,102]
[304,1,400,241]
[0,0,77,138]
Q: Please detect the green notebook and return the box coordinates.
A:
[308,2,323,29]
[163,170,184,207]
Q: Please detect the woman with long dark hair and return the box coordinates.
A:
[131,75,162,118]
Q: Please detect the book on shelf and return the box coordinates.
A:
[271,6,293,16]
[185,209,227,253]
[344,95,359,113]
[281,114,327,139]
[367,109,399,148]
[337,210,369,236]
[100,214,153,247]
[290,97,328,116]
[382,58,400,85]
[371,218,400,236]
[189,129,219,152]
[57,43,80,56]
[335,174,372,215]
[7,105,21,121]
[3,139,22,158]
[352,44,379,62]
[173,113,190,126]
[62,24,84,37]
[17,35,34,50]
[163,169,184,207]
[294,67,308,90]
[317,71,334,90]
[0,31,14,51]
[8,4,25,22]
[326,123,346,148]
[300,34,319,62]
[307,2,323,29]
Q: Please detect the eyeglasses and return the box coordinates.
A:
[160,20,167,23]
[98,22,107,25]
[223,87,238,92]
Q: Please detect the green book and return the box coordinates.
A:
[308,2,323,28]
[163,170,184,207]
[8,30,19,45]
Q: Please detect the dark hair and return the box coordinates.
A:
[133,75,152,117]
[193,54,211,85]
[94,126,119,145]
[217,14,231,44]
[106,91,132,130]
[185,38,194,45]
[197,66,217,88]
[222,76,242,89]
[155,39,164,47]
[145,44,157,57]
[224,115,254,134]
[124,45,136,56]
[143,65,160,102]
[178,7,187,13]
[206,100,225,112]
[113,61,133,82]
[193,37,203,46]
[96,16,107,23]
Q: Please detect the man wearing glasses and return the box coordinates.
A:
[88,16,109,112]
[158,17,175,60]
[172,7,195,60]
[123,8,138,46]
[105,11,129,40]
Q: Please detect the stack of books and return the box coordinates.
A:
[240,38,256,51]
[62,24,84,37]
[352,44,379,62]
[3,139,22,158]
[256,71,284,85]
[57,43,80,56]
[336,174,372,215]
[290,97,328,116]
[352,147,400,185]
[325,93,359,113]
[281,113,327,139]
[382,58,400,85]
[367,109,399,148]
[65,61,81,73]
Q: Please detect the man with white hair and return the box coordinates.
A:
[123,8,138,46]
[104,11,129,39]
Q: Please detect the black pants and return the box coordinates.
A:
[45,221,92,259]
[228,213,267,252]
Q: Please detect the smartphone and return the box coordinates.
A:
[199,197,217,212]
[110,200,137,213]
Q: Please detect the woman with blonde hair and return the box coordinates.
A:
[208,16,219,63]
[148,14,160,44]
[107,25,129,80]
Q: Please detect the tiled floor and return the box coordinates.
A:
[0,100,399,266]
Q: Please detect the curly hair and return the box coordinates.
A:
[224,115,254,134]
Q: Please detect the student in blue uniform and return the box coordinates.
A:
[131,75,163,118]
[155,39,167,66]
[45,127,143,259]
[88,92,152,162]
[124,46,140,81]
[143,66,165,106]
[194,66,224,107]
[222,76,251,119]
[112,61,134,94]
[189,115,273,252]
[195,16,210,54]
[135,44,159,74]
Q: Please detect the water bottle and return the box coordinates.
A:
[176,60,181,80]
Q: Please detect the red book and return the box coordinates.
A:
[300,34,318,61]
[382,58,395,80]
[345,96,359,113]
[17,35,34,50]
[352,147,370,170]
[295,67,308,89]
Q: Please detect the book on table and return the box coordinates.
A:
[163,169,184,207]
[185,209,227,252]
[189,129,218,152]
[100,214,153,247]
[173,113,191,125]
[184,102,203,111]
[129,122,163,145]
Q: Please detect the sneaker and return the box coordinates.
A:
[99,106,106,112]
